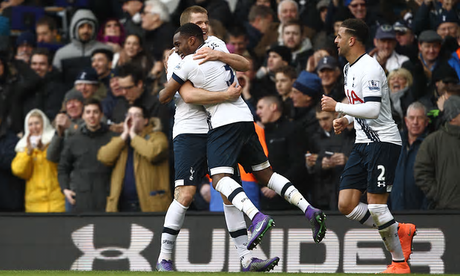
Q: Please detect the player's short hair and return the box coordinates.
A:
[31,48,51,65]
[176,23,204,44]
[83,98,103,113]
[117,62,145,85]
[341,18,369,44]
[260,95,283,112]
[248,5,273,23]
[180,5,207,26]
[274,65,297,80]
[36,16,57,31]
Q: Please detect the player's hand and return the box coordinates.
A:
[321,95,337,112]
[225,82,242,101]
[193,47,220,65]
[333,117,348,134]
[63,189,76,205]
[331,153,347,166]
[261,187,277,199]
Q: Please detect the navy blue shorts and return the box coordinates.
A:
[339,142,401,194]
[173,134,208,187]
[207,122,269,176]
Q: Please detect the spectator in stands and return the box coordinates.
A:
[394,17,418,63]
[15,31,35,64]
[316,56,344,102]
[97,19,126,53]
[415,95,460,209]
[91,49,114,91]
[27,48,66,122]
[112,34,154,76]
[305,49,330,73]
[120,0,144,36]
[256,95,307,210]
[391,102,429,211]
[58,99,116,213]
[388,68,415,130]
[308,105,354,210]
[36,16,59,44]
[244,5,277,60]
[98,105,171,212]
[109,63,162,131]
[256,45,292,100]
[403,30,450,100]
[370,24,410,74]
[141,0,175,80]
[12,109,65,212]
[274,65,296,117]
[66,68,107,102]
[226,25,249,56]
[413,0,459,36]
[280,20,313,73]
[289,70,322,138]
[276,0,315,44]
[53,9,111,89]
[0,117,25,212]
[436,11,459,39]
[46,90,85,163]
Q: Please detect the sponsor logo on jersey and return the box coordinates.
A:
[368,80,380,91]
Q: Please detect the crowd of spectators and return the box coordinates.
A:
[1,0,460,213]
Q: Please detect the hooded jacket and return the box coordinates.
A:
[52,9,111,88]
[11,109,65,212]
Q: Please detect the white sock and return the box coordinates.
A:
[215,176,259,220]
[267,172,310,212]
[223,204,252,266]
[346,202,376,228]
[368,204,404,262]
[158,200,188,262]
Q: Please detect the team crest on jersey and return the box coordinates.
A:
[174,63,182,70]
[368,80,380,91]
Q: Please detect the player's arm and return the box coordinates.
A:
[335,100,380,119]
[179,81,242,105]
[194,47,250,72]
[158,75,183,104]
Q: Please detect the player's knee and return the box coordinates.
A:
[253,168,273,186]
[338,200,354,215]
[174,186,196,206]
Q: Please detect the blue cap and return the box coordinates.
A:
[293,71,323,97]
[375,24,395,40]
[317,56,339,71]
[16,31,36,47]
[436,10,459,29]
[74,68,99,84]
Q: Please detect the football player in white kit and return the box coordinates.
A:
[321,18,416,274]
[156,6,279,272]
[161,22,327,259]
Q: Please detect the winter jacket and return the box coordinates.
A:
[52,9,111,89]
[0,130,25,212]
[414,123,460,209]
[11,109,64,212]
[58,123,116,213]
[390,131,428,211]
[98,118,171,212]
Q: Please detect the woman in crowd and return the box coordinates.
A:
[11,109,65,213]
[97,19,126,53]
[388,68,414,130]
[112,33,153,75]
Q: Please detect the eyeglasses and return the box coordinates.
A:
[349,3,365,8]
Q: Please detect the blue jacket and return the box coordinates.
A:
[448,51,460,81]
[390,131,428,211]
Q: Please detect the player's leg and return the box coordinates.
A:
[208,123,274,250]
[157,134,207,271]
[221,195,279,272]
[365,142,410,274]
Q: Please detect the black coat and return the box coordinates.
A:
[58,124,116,213]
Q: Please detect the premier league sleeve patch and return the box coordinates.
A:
[368,80,380,91]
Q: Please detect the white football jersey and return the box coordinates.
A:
[167,36,231,138]
[171,47,253,130]
[343,54,401,145]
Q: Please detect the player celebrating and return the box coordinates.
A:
[321,18,416,274]
[161,23,326,254]
[156,6,279,272]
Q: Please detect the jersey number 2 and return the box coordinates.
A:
[224,64,235,86]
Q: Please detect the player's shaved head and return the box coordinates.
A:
[341,18,369,44]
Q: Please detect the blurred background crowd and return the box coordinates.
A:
[0,0,460,214]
